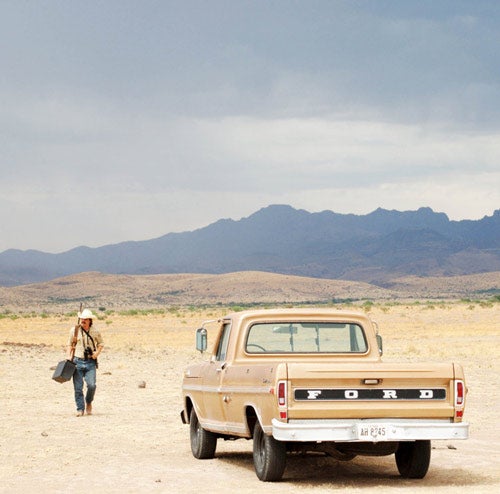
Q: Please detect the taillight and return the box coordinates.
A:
[277,380,287,420]
[278,381,286,406]
[455,380,464,406]
[454,380,465,419]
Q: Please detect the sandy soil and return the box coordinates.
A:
[1,304,499,493]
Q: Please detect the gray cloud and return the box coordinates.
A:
[3,1,498,123]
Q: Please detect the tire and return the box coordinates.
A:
[395,440,431,479]
[190,408,217,459]
[252,421,286,482]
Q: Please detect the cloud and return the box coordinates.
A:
[0,1,499,252]
[2,1,499,124]
[4,99,498,191]
[2,111,498,247]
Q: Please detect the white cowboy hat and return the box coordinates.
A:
[78,309,96,319]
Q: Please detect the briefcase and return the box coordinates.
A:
[52,359,76,383]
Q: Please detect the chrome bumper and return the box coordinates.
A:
[272,418,469,442]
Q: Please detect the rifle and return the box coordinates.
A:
[68,303,83,361]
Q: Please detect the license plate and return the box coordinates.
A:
[357,423,388,441]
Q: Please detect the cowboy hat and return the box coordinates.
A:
[78,309,96,319]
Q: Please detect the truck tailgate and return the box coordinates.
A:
[286,362,457,420]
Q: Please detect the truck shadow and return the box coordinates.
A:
[215,451,489,487]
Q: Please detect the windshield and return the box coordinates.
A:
[245,322,367,354]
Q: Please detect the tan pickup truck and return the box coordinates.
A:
[180,308,468,482]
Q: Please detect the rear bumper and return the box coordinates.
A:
[272,418,469,442]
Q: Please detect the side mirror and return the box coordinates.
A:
[376,334,383,356]
[196,327,207,353]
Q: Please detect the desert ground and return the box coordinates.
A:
[1,302,499,493]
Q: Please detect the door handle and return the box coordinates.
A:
[216,362,227,373]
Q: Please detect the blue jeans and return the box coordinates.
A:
[73,358,97,412]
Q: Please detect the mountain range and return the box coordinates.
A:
[1,204,499,287]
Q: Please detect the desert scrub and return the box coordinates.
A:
[119,309,139,316]
[0,313,19,321]
[22,312,37,319]
[117,308,167,317]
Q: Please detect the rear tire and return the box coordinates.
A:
[395,440,431,479]
[190,408,217,459]
[253,421,286,481]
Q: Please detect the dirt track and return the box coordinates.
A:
[1,306,499,493]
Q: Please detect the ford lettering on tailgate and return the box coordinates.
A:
[295,388,446,400]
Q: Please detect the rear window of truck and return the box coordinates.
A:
[245,322,368,354]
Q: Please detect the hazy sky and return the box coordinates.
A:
[1,1,499,253]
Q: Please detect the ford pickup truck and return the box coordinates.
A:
[180,309,468,482]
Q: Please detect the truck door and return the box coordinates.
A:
[201,321,231,430]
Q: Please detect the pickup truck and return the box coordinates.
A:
[180,308,468,482]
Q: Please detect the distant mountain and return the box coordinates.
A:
[1,205,499,287]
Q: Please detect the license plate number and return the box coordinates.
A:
[357,424,388,441]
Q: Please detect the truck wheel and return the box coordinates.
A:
[190,408,217,459]
[253,421,286,481]
[395,440,431,479]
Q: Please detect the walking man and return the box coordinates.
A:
[67,309,104,416]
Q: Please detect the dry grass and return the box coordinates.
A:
[1,302,498,356]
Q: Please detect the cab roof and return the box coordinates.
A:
[221,308,374,327]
